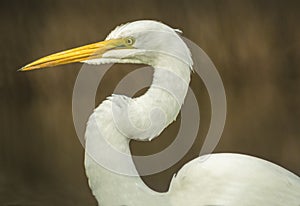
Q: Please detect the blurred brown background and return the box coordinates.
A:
[1,0,299,205]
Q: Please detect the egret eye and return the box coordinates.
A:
[125,37,134,45]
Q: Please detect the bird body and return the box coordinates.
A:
[169,153,300,206]
[21,20,300,206]
[85,99,300,205]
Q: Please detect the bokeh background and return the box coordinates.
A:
[1,0,299,205]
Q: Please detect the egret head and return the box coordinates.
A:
[20,20,192,71]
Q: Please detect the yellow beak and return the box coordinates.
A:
[19,38,129,71]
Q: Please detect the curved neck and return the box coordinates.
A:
[114,57,191,142]
[85,57,191,205]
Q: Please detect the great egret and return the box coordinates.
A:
[21,20,300,206]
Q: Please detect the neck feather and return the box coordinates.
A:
[84,56,191,205]
[130,58,191,141]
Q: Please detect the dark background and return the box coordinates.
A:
[1,0,299,205]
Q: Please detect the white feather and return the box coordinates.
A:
[84,20,300,206]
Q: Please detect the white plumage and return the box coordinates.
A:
[84,20,300,205]
[21,20,300,206]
